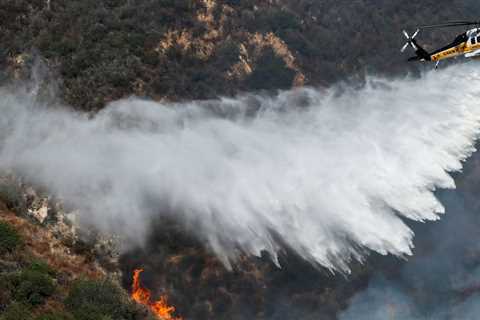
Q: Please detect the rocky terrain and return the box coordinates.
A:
[0,178,155,320]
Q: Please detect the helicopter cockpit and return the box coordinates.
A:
[466,28,480,45]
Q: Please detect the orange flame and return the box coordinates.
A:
[131,269,183,320]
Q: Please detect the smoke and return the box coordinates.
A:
[0,65,479,272]
[339,186,480,320]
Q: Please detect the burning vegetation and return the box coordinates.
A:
[132,269,183,320]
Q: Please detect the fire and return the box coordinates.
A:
[131,269,183,320]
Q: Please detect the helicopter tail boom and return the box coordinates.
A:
[401,30,431,61]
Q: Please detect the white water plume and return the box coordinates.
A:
[1,65,479,272]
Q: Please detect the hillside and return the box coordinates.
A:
[3,1,480,320]
[1,0,479,110]
[0,182,160,320]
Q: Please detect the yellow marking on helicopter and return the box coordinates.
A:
[431,43,480,61]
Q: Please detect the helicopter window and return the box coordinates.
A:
[472,37,477,45]
[453,34,467,45]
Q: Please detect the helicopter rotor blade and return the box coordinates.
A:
[401,42,409,53]
[403,30,410,39]
[419,21,479,29]
[412,29,420,39]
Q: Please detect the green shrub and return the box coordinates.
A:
[245,48,296,91]
[26,260,56,277]
[0,302,33,320]
[215,40,240,70]
[0,272,18,291]
[13,270,55,306]
[0,275,14,312]
[0,183,25,214]
[0,222,22,255]
[0,261,56,308]
[34,312,74,320]
[65,279,136,320]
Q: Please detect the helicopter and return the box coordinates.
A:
[401,21,480,68]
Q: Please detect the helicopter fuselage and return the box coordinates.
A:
[429,28,480,61]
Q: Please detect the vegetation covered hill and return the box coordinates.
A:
[1,0,479,110]
[2,1,480,319]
